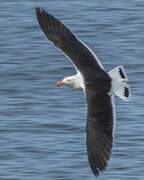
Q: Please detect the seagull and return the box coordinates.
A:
[35,8,130,177]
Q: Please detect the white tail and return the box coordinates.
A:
[108,65,130,101]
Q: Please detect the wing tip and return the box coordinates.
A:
[87,150,108,177]
[35,7,44,13]
[87,124,113,177]
[35,7,42,22]
[88,157,107,177]
[35,7,50,19]
[35,7,52,33]
[35,7,42,16]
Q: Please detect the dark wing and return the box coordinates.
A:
[35,8,105,77]
[86,76,114,176]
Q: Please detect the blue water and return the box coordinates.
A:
[0,0,143,179]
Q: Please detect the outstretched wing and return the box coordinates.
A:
[86,83,114,176]
[35,8,104,77]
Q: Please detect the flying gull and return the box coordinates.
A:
[35,8,130,177]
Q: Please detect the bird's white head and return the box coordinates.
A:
[56,76,80,89]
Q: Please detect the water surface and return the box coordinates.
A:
[0,0,144,179]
